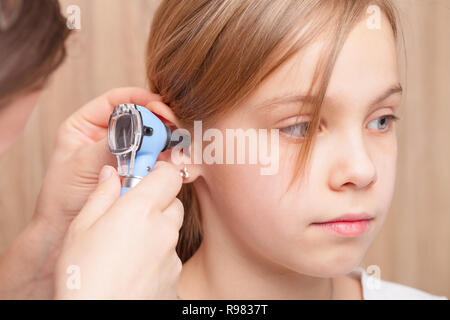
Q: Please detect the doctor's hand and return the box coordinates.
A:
[36,87,161,234]
[55,161,184,299]
[0,88,161,299]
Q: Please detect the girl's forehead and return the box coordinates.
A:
[243,14,399,114]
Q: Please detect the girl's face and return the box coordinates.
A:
[194,14,402,277]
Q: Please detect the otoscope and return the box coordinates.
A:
[107,104,181,195]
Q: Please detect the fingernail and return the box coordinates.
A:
[99,166,112,183]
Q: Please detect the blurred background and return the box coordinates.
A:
[0,0,448,297]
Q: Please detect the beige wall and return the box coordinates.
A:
[0,0,448,297]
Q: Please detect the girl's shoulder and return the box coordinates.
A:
[347,266,448,300]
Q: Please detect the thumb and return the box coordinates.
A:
[74,165,121,230]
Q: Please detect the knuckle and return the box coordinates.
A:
[173,255,183,274]
[145,198,160,215]
[67,218,83,236]
[167,224,180,243]
[153,220,179,253]
[123,188,158,213]
[173,200,185,227]
[171,167,183,185]
[174,197,184,210]
[163,221,180,245]
[153,214,173,236]
[164,201,184,227]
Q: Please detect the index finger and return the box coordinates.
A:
[72,87,162,139]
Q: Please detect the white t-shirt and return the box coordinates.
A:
[347,266,448,300]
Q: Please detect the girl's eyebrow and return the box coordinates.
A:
[255,83,403,112]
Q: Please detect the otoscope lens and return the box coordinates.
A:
[108,104,142,155]
[115,114,133,150]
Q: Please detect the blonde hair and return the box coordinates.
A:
[146,0,403,263]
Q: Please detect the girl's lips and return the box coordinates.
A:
[313,212,373,224]
[311,214,374,237]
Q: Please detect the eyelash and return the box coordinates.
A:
[280,115,400,140]
[368,115,400,132]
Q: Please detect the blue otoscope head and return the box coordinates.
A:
[107,104,179,195]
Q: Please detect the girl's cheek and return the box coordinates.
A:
[208,163,287,227]
[369,131,397,186]
[373,137,397,208]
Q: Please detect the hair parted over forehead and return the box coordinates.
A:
[146,0,404,263]
[0,0,71,106]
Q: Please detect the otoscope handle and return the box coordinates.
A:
[120,187,131,196]
[120,176,143,196]
[112,105,170,196]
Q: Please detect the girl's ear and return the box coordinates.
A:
[146,100,197,183]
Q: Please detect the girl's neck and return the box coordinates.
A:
[177,238,347,300]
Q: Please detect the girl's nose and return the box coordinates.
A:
[328,132,377,191]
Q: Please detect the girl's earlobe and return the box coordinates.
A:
[179,166,190,179]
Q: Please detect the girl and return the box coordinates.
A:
[145,0,447,299]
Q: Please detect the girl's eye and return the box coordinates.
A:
[280,115,400,139]
[280,122,310,138]
[367,115,400,131]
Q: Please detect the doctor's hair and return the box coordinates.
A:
[0,0,70,106]
[146,0,404,263]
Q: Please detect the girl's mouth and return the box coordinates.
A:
[311,213,374,237]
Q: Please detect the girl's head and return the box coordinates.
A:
[146,0,403,277]
[0,0,70,154]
